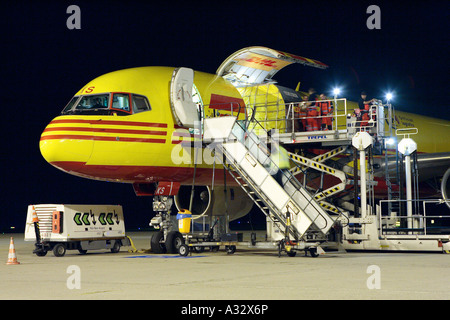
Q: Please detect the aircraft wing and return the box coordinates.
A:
[216,46,328,86]
[376,152,450,180]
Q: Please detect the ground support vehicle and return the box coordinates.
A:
[25,204,130,257]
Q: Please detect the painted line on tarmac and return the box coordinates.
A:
[125,255,206,259]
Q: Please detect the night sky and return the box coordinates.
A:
[1,0,449,232]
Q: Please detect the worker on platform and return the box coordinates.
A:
[319,93,334,131]
[305,88,319,131]
[358,91,376,130]
[296,95,308,132]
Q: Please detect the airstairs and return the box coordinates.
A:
[203,116,336,242]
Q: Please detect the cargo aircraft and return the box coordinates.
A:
[39,46,450,252]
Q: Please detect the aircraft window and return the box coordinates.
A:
[112,93,131,112]
[132,94,151,113]
[61,96,80,114]
[75,94,110,110]
[61,93,150,115]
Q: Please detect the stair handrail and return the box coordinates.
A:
[230,118,334,231]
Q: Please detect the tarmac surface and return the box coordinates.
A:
[1,231,449,300]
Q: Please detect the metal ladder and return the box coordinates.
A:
[203,116,335,241]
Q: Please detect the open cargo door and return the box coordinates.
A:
[216,46,328,86]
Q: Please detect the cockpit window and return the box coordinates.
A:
[111,93,131,112]
[132,94,151,113]
[75,94,110,110]
[62,96,80,114]
[60,92,151,115]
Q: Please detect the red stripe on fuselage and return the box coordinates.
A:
[40,135,166,143]
[43,126,167,136]
[49,119,168,128]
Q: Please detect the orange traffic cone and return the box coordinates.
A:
[6,237,20,265]
[31,206,39,223]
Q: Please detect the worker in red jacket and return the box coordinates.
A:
[305,88,319,131]
[358,91,376,129]
[319,93,334,130]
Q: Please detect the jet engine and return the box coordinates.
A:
[442,168,450,209]
[174,185,254,221]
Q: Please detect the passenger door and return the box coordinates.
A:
[170,67,199,128]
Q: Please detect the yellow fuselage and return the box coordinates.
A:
[40,66,450,186]
[343,100,450,154]
[40,66,244,184]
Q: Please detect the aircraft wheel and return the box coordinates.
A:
[166,231,184,254]
[150,231,167,254]
[53,243,66,257]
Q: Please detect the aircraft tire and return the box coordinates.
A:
[150,231,167,254]
[166,231,184,254]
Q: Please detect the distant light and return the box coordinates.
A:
[386,92,393,101]
[385,138,395,145]
[333,88,341,96]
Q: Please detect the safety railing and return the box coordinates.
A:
[203,98,349,133]
[202,98,394,142]
[346,104,378,131]
[243,98,349,134]
[202,101,245,118]
[283,98,348,133]
[229,117,339,230]
[378,199,450,235]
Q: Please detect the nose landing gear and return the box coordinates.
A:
[149,195,186,254]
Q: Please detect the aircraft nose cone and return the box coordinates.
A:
[39,118,93,173]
